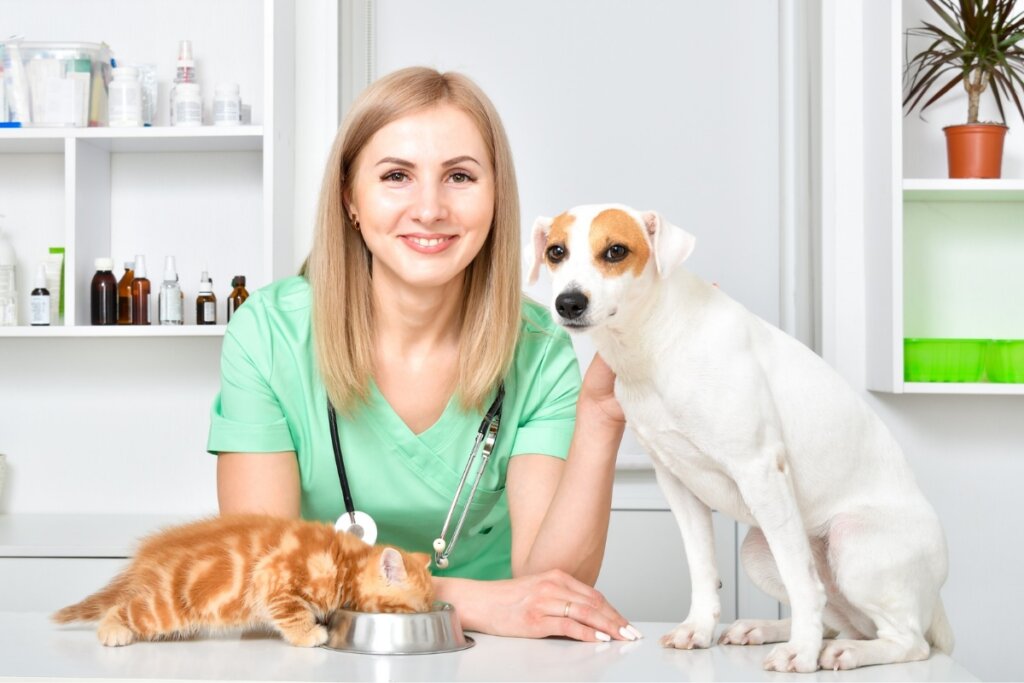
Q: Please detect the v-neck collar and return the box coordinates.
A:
[366,380,462,454]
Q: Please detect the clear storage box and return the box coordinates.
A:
[2,41,110,127]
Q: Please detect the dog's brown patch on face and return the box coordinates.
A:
[589,209,650,277]
[544,212,575,270]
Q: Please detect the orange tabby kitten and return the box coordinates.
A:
[53,514,434,647]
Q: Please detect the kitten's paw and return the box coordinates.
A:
[98,622,136,647]
[284,624,329,648]
[763,640,821,673]
[718,619,789,645]
[659,619,716,650]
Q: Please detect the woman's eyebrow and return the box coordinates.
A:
[374,155,481,168]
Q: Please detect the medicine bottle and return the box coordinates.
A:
[90,257,118,325]
[173,83,202,127]
[213,83,240,126]
[117,261,134,325]
[196,271,217,324]
[108,66,142,127]
[158,255,184,325]
[169,40,196,126]
[130,255,151,325]
[226,275,249,322]
[29,264,50,326]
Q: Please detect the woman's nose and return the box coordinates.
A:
[411,182,448,224]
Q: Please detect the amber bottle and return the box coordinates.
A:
[117,261,134,324]
[196,271,217,325]
[90,257,118,325]
[226,275,249,322]
[130,255,151,325]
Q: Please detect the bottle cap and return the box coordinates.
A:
[34,263,48,290]
[163,255,178,281]
[232,275,246,287]
[199,270,213,292]
[134,255,147,278]
[95,257,114,271]
[112,66,139,81]
[124,260,134,270]
[176,40,194,67]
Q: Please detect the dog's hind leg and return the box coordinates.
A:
[816,510,946,670]
[720,527,851,646]
[651,461,721,651]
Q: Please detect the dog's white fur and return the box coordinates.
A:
[530,204,952,673]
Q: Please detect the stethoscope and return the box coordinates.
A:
[327,383,505,569]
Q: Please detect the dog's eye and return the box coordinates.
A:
[604,244,629,262]
[546,244,567,263]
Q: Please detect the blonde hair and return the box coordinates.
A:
[302,67,521,414]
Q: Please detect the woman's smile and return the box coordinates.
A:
[400,233,460,254]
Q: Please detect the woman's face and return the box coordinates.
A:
[347,104,495,292]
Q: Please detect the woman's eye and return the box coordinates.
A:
[382,171,408,182]
[450,172,474,183]
[604,244,629,262]
[546,244,566,262]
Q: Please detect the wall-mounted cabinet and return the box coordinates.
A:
[0,0,294,336]
[864,1,1024,395]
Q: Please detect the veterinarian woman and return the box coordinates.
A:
[208,67,638,643]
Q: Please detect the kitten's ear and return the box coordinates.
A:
[379,547,408,586]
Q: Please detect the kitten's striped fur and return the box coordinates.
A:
[53,515,433,647]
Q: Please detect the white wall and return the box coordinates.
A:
[825,2,1023,679]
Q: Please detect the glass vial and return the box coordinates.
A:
[130,255,151,325]
[117,261,134,324]
[90,257,118,325]
[226,275,249,322]
[158,255,184,325]
[29,264,50,326]
[196,271,217,325]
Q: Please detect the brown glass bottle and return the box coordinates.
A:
[117,261,134,324]
[196,271,217,325]
[226,275,249,322]
[130,255,151,325]
[90,257,118,325]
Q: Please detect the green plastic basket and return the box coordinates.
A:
[986,340,1024,383]
[904,338,988,382]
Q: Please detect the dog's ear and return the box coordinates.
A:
[642,211,695,278]
[527,216,554,285]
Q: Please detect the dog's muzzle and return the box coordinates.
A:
[555,290,589,321]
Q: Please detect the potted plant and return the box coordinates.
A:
[903,0,1024,178]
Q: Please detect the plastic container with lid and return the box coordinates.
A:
[3,41,108,127]
[213,83,240,126]
[173,82,202,126]
[108,66,142,127]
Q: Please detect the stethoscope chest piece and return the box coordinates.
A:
[336,510,378,546]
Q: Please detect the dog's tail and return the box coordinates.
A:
[52,571,131,624]
[925,597,954,655]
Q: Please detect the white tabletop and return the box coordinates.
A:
[0,612,975,682]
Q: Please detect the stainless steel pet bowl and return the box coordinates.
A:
[322,601,475,655]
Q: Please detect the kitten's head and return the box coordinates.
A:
[347,545,434,614]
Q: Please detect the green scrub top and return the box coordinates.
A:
[207,276,581,580]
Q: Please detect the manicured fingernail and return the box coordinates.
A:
[627,624,644,639]
[595,630,611,642]
[619,626,637,641]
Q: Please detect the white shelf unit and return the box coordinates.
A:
[864,0,1024,396]
[0,0,294,337]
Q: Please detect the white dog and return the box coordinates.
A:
[529,204,952,673]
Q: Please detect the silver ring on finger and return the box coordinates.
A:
[563,601,572,618]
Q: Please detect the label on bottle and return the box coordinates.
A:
[174,99,202,125]
[203,300,215,323]
[159,286,184,324]
[30,294,50,325]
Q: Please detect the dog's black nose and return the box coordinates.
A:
[555,291,589,320]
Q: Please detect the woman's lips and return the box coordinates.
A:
[400,234,458,254]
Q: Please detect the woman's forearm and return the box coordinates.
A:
[518,402,625,584]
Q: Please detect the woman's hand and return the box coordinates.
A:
[435,571,642,642]
[578,353,626,425]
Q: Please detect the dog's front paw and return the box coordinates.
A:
[763,640,821,673]
[718,618,789,646]
[819,639,862,671]
[659,619,716,650]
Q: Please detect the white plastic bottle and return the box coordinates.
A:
[0,215,17,326]
[158,255,184,325]
[108,66,143,127]
[169,40,196,126]
[213,83,240,126]
[29,264,49,326]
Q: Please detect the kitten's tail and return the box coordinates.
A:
[52,572,132,624]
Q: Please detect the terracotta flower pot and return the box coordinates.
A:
[943,123,1009,178]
